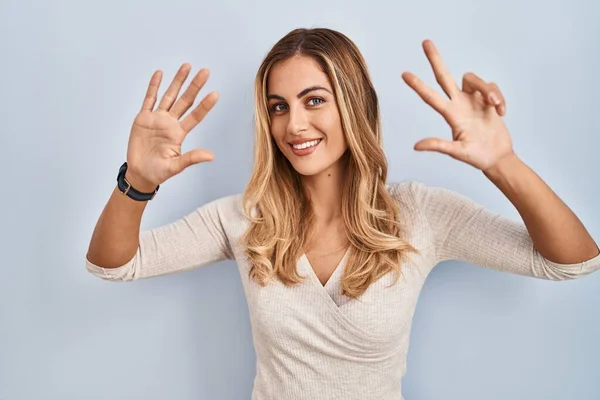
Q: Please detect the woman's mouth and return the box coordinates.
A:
[289,139,322,156]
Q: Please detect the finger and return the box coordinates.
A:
[180,91,219,134]
[174,148,214,174]
[462,73,506,116]
[170,68,210,119]
[141,70,162,112]
[414,137,466,160]
[489,82,506,116]
[402,72,448,117]
[156,63,192,111]
[422,40,460,99]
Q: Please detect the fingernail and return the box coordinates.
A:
[489,92,501,105]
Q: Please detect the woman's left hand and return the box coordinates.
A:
[402,40,515,172]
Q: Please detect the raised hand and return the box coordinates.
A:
[402,40,515,172]
[125,64,218,191]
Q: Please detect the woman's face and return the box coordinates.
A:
[267,55,348,177]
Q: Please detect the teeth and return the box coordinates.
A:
[292,139,321,150]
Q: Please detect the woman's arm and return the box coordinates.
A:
[87,174,156,269]
[408,180,600,280]
[400,40,599,275]
[86,190,238,282]
[483,153,599,264]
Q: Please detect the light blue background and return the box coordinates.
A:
[1,0,598,399]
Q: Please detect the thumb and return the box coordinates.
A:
[174,148,214,174]
[414,138,464,159]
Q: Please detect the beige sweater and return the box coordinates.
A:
[86,181,600,400]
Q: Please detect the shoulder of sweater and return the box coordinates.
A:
[386,180,423,204]
[387,180,465,202]
[195,192,247,223]
[386,180,463,214]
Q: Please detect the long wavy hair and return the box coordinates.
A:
[240,27,419,298]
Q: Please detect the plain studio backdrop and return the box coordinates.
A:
[1,0,598,399]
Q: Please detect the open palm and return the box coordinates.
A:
[125,64,218,191]
[402,40,515,172]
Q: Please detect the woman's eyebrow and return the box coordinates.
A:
[267,85,332,101]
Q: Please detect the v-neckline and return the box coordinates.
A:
[300,246,351,289]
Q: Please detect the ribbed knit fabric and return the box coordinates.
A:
[86,181,600,400]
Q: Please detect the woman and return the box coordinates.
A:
[86,28,600,399]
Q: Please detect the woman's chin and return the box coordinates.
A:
[292,164,325,177]
[287,153,348,178]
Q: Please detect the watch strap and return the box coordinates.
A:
[117,162,159,201]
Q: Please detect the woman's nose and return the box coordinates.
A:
[286,107,309,135]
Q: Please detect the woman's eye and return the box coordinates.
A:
[308,98,324,106]
[271,103,287,112]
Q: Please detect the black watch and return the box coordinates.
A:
[116,162,159,201]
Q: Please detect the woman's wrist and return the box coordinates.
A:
[124,170,158,193]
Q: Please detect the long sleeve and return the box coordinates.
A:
[86,194,240,282]
[409,181,600,280]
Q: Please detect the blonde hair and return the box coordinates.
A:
[240,28,418,298]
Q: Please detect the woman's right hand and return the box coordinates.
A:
[125,64,218,192]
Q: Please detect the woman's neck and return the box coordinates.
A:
[301,158,348,224]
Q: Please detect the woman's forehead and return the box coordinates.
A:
[268,56,331,94]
